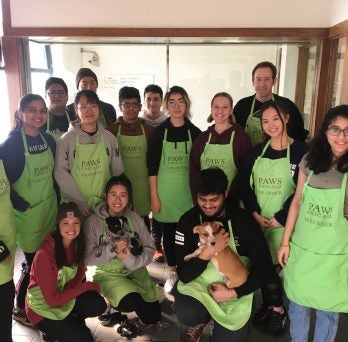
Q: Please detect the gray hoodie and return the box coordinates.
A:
[84,203,155,271]
[54,121,124,211]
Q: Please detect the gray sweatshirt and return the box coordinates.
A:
[54,121,124,211]
[84,203,155,271]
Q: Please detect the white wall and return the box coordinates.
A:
[10,0,333,28]
[331,0,348,26]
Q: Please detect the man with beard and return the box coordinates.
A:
[173,167,286,342]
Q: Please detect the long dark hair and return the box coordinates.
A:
[54,218,85,268]
[11,94,46,131]
[306,105,348,173]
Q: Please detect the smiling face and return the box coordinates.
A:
[20,99,48,135]
[326,116,348,159]
[76,96,100,125]
[78,76,98,92]
[261,106,288,139]
[211,95,233,125]
[106,184,129,217]
[59,217,81,246]
[144,91,162,116]
[167,93,187,119]
[119,97,141,123]
[197,193,226,218]
[252,67,276,101]
[46,83,68,113]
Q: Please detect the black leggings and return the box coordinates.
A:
[260,266,284,308]
[16,252,35,309]
[0,280,15,342]
[115,292,161,324]
[152,219,177,266]
[36,291,106,342]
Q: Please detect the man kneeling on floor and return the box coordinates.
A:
[173,167,286,342]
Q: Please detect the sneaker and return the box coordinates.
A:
[181,323,207,342]
[268,310,287,337]
[153,248,165,263]
[252,305,272,327]
[115,321,138,339]
[98,312,128,326]
[164,271,177,294]
[12,307,32,327]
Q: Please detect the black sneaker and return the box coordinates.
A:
[98,312,127,326]
[252,305,272,327]
[268,310,287,337]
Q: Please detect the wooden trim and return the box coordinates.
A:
[295,46,309,114]
[329,20,348,38]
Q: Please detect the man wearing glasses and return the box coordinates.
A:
[42,77,75,140]
[107,87,153,231]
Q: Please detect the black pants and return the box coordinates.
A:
[115,292,161,324]
[152,219,176,266]
[16,252,35,309]
[173,282,250,342]
[36,291,106,342]
[0,280,15,342]
[260,265,284,308]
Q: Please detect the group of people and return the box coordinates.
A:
[0,60,346,342]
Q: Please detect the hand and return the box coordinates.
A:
[269,218,282,228]
[151,194,161,213]
[253,212,271,228]
[278,244,290,267]
[114,240,130,260]
[208,282,237,302]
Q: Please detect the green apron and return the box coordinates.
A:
[251,142,295,263]
[284,172,348,312]
[245,95,274,146]
[71,133,111,210]
[27,265,78,320]
[178,220,253,330]
[93,215,158,307]
[0,160,16,285]
[46,111,71,140]
[117,125,150,216]
[12,129,57,253]
[200,130,237,189]
[154,129,193,223]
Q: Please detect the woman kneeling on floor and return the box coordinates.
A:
[26,202,106,342]
[84,175,166,336]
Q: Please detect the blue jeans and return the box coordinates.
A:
[288,300,339,342]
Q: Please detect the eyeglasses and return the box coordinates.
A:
[47,90,66,97]
[327,126,348,137]
[77,104,99,112]
[24,107,48,115]
[121,102,141,109]
[168,99,186,106]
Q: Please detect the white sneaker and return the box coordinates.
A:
[164,271,177,294]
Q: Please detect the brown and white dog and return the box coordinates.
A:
[184,221,249,288]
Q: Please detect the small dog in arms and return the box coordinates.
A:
[184,221,248,288]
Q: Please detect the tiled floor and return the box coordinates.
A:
[11,248,348,341]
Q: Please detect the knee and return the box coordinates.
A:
[86,292,107,317]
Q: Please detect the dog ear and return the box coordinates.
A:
[215,221,223,227]
[193,225,200,234]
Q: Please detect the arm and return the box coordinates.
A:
[149,175,161,213]
[189,134,204,202]
[33,249,99,307]
[278,169,307,267]
[54,137,89,212]
[106,132,124,176]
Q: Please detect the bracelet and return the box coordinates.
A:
[281,243,289,247]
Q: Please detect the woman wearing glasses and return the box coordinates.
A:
[107,87,153,230]
[0,94,58,325]
[54,90,124,217]
[147,86,201,293]
[278,105,348,342]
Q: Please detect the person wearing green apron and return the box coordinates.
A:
[278,105,348,342]
[54,90,124,217]
[107,86,153,230]
[233,61,308,143]
[0,93,59,325]
[148,86,201,294]
[66,67,117,127]
[240,101,307,336]
[84,175,163,329]
[0,159,16,342]
[26,202,106,342]
[42,77,76,140]
[190,92,251,201]
[173,168,281,342]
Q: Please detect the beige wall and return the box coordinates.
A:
[10,0,334,28]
